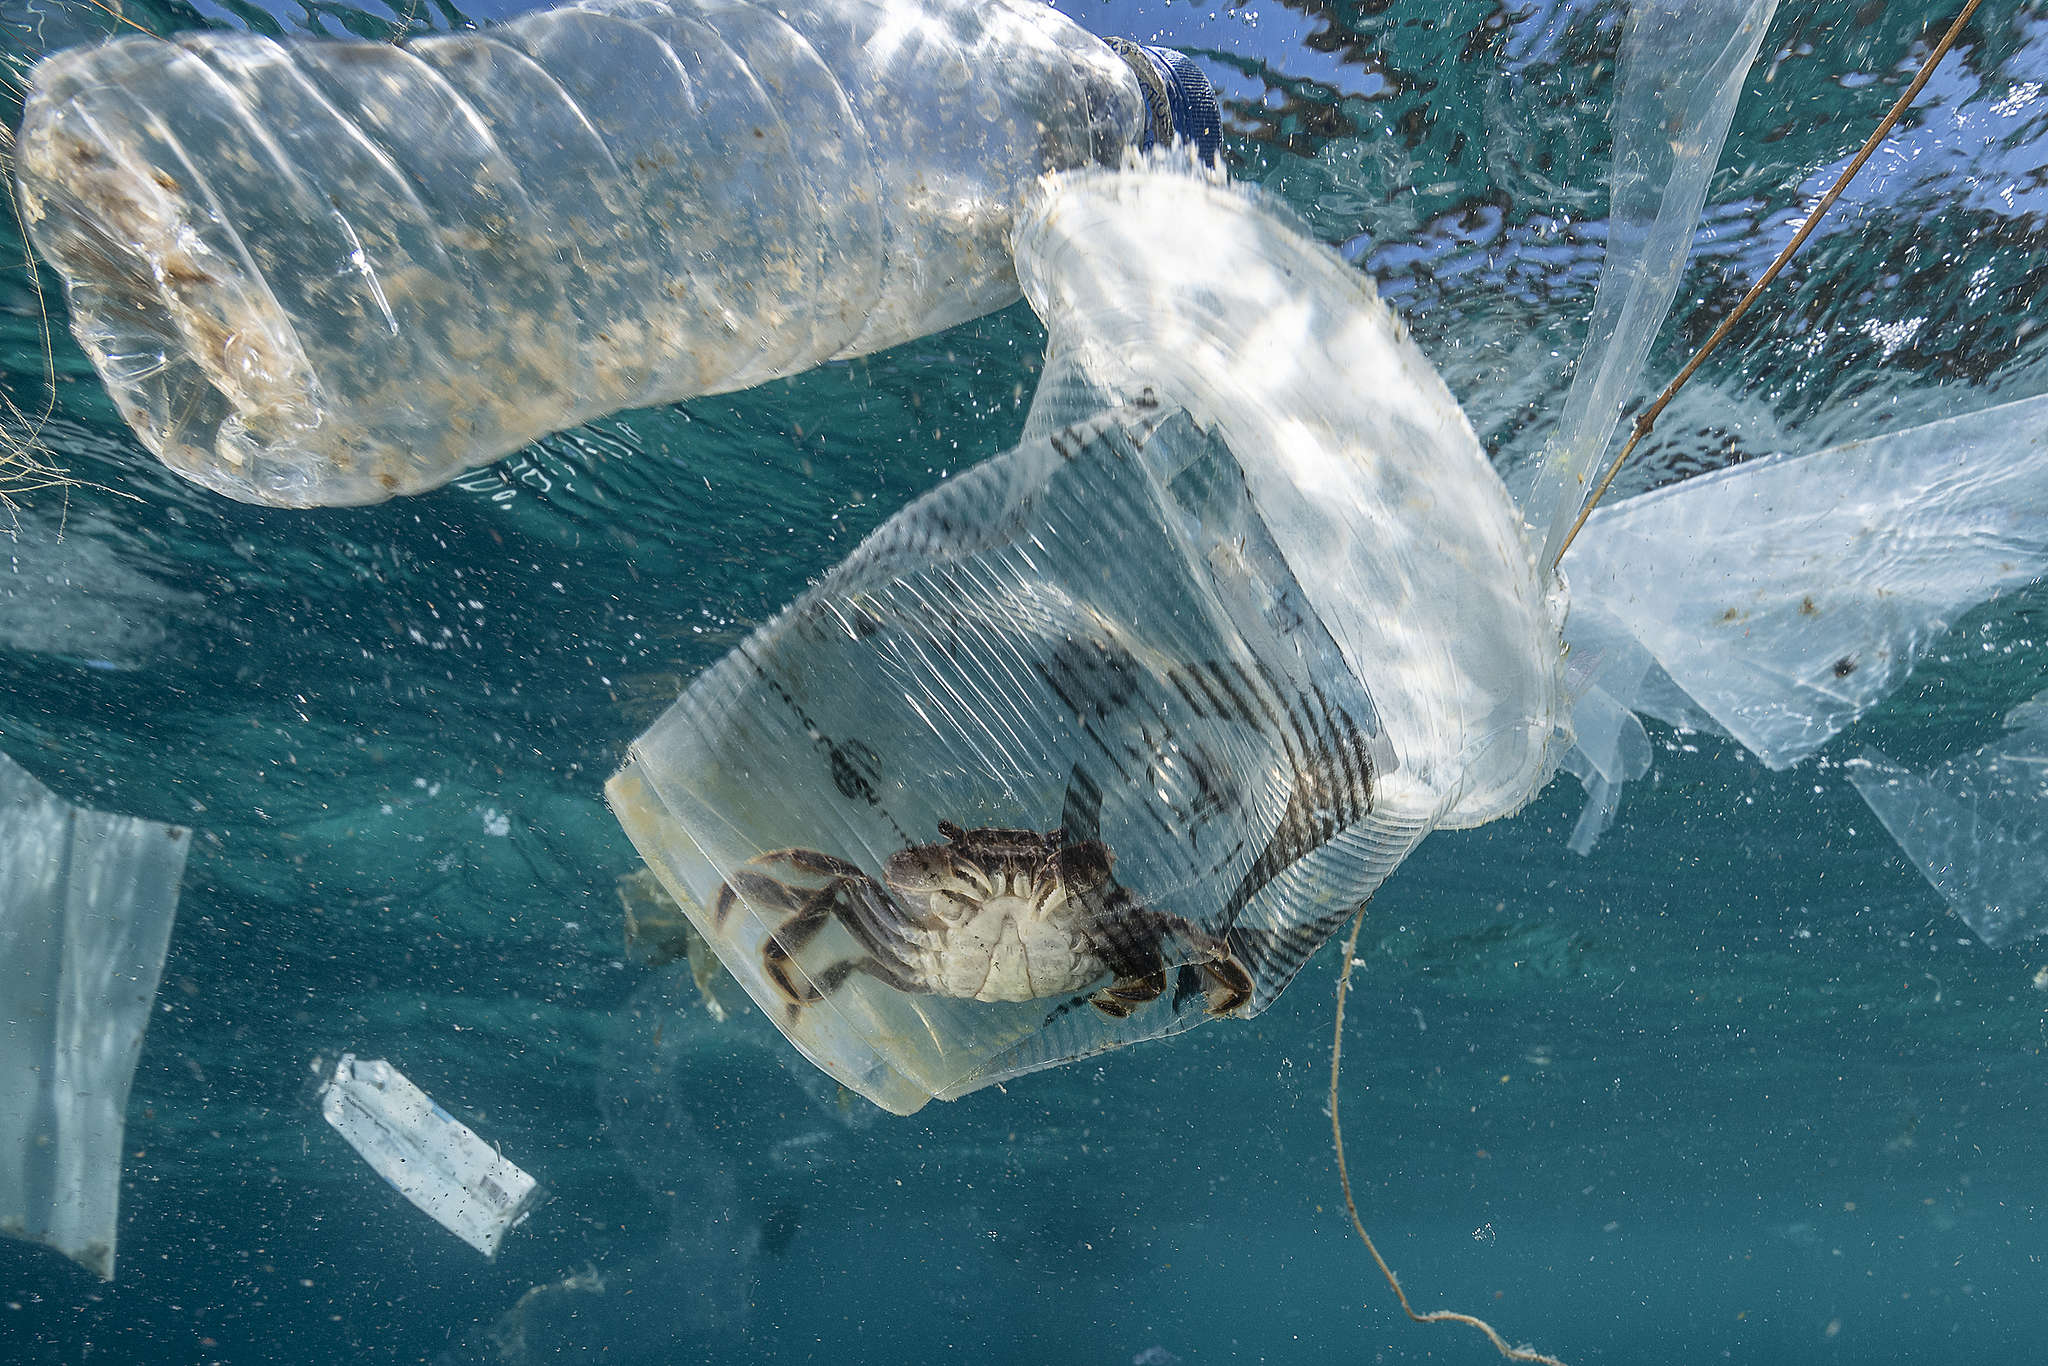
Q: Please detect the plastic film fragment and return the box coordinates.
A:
[0,750,190,1279]
[1563,393,2048,772]
[1522,0,1779,566]
[319,1054,543,1257]
[1848,689,2048,949]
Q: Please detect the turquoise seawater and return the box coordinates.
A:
[2,0,2046,1362]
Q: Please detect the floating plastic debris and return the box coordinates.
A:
[1519,0,1780,569]
[0,749,190,1279]
[489,1264,608,1365]
[1849,687,2048,949]
[606,33,2048,1109]
[318,1054,543,1257]
[572,960,878,1354]
[609,163,1565,1114]
[1559,391,2048,845]
[617,866,729,1019]
[1554,614,1658,856]
[0,517,202,671]
[12,0,1215,506]
[1567,398,2048,768]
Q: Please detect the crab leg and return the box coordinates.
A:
[1086,900,1255,1019]
[811,954,924,998]
[1198,957,1254,1017]
[715,867,811,927]
[713,848,867,926]
[762,884,847,1007]
[1090,971,1167,1019]
[834,877,931,963]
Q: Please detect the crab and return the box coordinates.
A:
[712,821,1254,1021]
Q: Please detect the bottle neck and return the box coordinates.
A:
[1106,38,1222,164]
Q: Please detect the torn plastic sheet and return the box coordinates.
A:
[319,1054,542,1257]
[1558,671,1654,854]
[0,749,190,1279]
[617,866,730,1018]
[1554,596,1717,853]
[1521,0,1780,567]
[1566,391,2048,763]
[1847,693,2048,949]
[1557,392,2048,848]
[609,166,1564,1114]
[0,517,203,671]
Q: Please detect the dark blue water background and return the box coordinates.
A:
[1,0,2045,1361]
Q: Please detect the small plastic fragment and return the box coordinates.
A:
[318,1054,542,1257]
[617,866,729,1019]
[1558,680,1654,856]
[0,749,189,1280]
[490,1264,608,1363]
[617,865,696,968]
[1848,693,2048,949]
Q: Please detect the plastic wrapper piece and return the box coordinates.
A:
[319,1054,542,1257]
[1558,675,1654,856]
[0,749,190,1280]
[1848,692,2048,948]
[1554,596,1702,854]
[609,166,1564,1114]
[1562,393,2048,772]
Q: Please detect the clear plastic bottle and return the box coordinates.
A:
[13,0,1217,506]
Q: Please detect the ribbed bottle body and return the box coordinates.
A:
[15,0,1144,504]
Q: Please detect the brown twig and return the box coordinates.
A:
[1551,0,1986,565]
[88,0,155,35]
[1331,909,1570,1366]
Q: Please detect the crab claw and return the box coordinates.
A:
[1199,956,1254,1017]
[1089,970,1167,1019]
